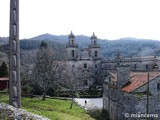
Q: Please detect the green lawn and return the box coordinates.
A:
[0,92,94,120]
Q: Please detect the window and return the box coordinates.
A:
[71,50,75,58]
[84,80,88,85]
[95,71,97,75]
[94,40,96,45]
[157,83,160,91]
[71,40,74,45]
[146,64,148,70]
[153,64,158,71]
[109,76,111,83]
[108,65,111,69]
[72,65,75,68]
[134,64,137,70]
[113,82,116,86]
[84,63,87,68]
[95,65,97,68]
[94,50,98,57]
[95,79,97,83]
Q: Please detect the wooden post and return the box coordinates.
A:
[9,0,21,108]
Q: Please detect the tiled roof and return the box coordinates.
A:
[121,72,160,93]
[0,77,9,81]
[108,71,160,93]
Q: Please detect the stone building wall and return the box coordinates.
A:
[103,73,160,120]
[133,76,160,116]
[133,77,160,96]
[66,59,102,87]
[103,84,158,120]
[102,56,160,73]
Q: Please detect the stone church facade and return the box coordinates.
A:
[65,31,102,89]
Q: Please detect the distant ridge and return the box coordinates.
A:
[30,33,92,45]
[0,37,9,45]
[1,34,160,58]
[26,34,160,58]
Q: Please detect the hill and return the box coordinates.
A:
[0,37,9,45]
[1,34,160,58]
[30,33,160,58]
[31,33,91,46]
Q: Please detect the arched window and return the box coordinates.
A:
[84,80,88,86]
[84,63,87,68]
[71,50,75,58]
[94,40,96,45]
[71,40,74,45]
[94,50,98,57]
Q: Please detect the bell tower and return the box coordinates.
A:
[66,31,78,60]
[88,32,101,60]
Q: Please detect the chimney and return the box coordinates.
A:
[117,65,130,88]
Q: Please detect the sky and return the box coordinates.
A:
[0,0,160,40]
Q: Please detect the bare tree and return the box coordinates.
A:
[31,42,60,100]
[20,50,37,94]
[61,65,81,109]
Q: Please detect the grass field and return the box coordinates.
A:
[0,92,94,120]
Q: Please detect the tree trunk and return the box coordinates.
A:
[70,96,74,109]
[42,92,46,101]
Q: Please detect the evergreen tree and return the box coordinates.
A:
[40,41,48,49]
[0,61,8,77]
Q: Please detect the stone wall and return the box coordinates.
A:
[0,103,49,120]
[102,56,160,72]
[103,82,160,120]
